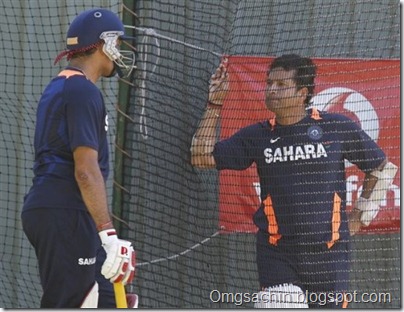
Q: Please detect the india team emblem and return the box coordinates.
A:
[307,125,323,140]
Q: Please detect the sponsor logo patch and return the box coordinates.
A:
[264,143,328,164]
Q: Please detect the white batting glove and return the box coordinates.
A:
[99,229,136,284]
[355,197,380,227]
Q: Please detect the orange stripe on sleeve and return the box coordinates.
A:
[327,192,342,249]
[263,195,282,245]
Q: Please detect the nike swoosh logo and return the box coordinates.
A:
[270,137,281,143]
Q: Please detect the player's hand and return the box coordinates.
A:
[208,58,229,106]
[348,208,362,236]
[99,229,136,284]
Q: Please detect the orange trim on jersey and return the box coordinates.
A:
[268,117,276,130]
[263,195,282,245]
[310,107,322,120]
[327,192,341,249]
[58,70,85,79]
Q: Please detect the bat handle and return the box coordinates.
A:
[114,282,128,308]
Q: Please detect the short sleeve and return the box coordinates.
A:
[213,125,258,171]
[341,117,386,172]
[64,78,105,152]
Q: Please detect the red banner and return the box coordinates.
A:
[219,56,400,234]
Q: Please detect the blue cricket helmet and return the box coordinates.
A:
[55,8,136,77]
[65,8,125,50]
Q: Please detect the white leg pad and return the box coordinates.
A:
[80,281,99,308]
[254,283,308,308]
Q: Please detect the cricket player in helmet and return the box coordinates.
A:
[22,9,136,308]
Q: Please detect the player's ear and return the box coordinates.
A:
[297,87,308,99]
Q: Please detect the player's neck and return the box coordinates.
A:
[68,60,100,84]
[276,107,307,126]
[66,65,86,76]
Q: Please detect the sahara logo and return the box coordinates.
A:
[264,143,327,164]
[78,257,96,265]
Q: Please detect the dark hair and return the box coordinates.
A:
[55,40,102,64]
[268,54,316,107]
[69,41,102,60]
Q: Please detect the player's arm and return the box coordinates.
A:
[73,146,111,228]
[73,146,135,285]
[349,159,398,235]
[191,59,229,168]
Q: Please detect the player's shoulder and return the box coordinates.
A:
[241,121,270,133]
[62,74,96,90]
[232,121,273,140]
[309,108,354,123]
[58,73,101,101]
[309,109,361,132]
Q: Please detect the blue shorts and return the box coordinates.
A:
[256,231,350,308]
[21,208,115,308]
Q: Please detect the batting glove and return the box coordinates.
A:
[99,228,136,284]
[355,196,380,227]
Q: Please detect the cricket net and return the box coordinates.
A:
[0,0,400,308]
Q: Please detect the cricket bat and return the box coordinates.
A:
[114,282,128,308]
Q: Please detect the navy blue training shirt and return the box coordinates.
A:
[23,68,109,212]
[213,108,386,246]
